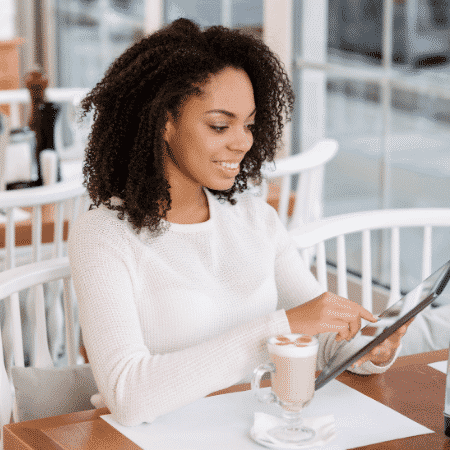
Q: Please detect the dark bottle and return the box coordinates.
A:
[33,101,62,185]
[16,69,62,188]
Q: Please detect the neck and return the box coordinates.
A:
[168,180,207,212]
[163,176,209,224]
[163,154,207,210]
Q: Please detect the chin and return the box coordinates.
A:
[205,180,236,192]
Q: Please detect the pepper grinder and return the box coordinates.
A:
[445,344,450,437]
[25,70,61,186]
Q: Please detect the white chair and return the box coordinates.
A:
[289,208,450,314]
[256,139,338,230]
[0,258,96,448]
[0,181,89,379]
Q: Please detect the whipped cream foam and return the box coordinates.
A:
[268,334,319,358]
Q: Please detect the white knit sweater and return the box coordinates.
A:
[68,187,399,427]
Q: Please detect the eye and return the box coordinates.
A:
[210,126,228,133]
[246,124,255,132]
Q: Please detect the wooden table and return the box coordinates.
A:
[3,349,450,450]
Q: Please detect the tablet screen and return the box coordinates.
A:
[315,258,450,390]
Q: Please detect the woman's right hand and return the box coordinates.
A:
[285,292,378,341]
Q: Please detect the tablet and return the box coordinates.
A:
[315,258,450,390]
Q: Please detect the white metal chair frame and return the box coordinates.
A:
[0,180,87,269]
[290,208,450,312]
[0,258,74,438]
[259,139,338,229]
[0,181,89,384]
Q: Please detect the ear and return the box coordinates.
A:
[163,111,176,143]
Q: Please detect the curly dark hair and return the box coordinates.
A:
[79,17,294,235]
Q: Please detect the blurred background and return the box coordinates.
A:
[2,0,450,295]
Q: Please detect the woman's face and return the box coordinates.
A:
[163,66,256,193]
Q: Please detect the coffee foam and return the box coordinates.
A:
[268,334,318,358]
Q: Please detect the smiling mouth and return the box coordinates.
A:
[215,161,240,169]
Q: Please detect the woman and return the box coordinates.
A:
[69,18,410,427]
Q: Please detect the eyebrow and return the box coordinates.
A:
[205,108,256,118]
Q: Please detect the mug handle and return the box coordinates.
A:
[251,363,278,404]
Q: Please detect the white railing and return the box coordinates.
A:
[296,56,450,103]
[0,88,90,129]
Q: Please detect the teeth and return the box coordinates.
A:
[218,162,239,169]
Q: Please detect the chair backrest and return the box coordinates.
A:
[290,208,450,313]
[0,258,73,434]
[259,139,338,229]
[0,179,88,269]
[0,181,89,397]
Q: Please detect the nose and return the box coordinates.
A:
[228,127,253,153]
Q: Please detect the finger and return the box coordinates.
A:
[389,324,409,343]
[320,318,347,331]
[348,315,361,339]
[376,345,395,363]
[393,318,414,337]
[353,355,369,367]
[355,345,389,367]
[390,333,403,348]
[334,320,353,341]
[358,306,378,323]
[377,338,398,354]
[336,328,351,341]
[331,309,367,331]
[372,345,391,359]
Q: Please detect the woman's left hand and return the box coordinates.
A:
[352,317,415,368]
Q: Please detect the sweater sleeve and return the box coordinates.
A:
[68,212,292,427]
[272,209,400,374]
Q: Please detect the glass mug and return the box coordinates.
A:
[251,334,319,445]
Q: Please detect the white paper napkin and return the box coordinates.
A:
[251,412,336,449]
[101,380,433,450]
[428,360,447,374]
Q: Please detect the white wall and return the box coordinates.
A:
[0,0,15,40]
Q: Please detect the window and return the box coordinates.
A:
[54,0,145,88]
[291,0,450,292]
